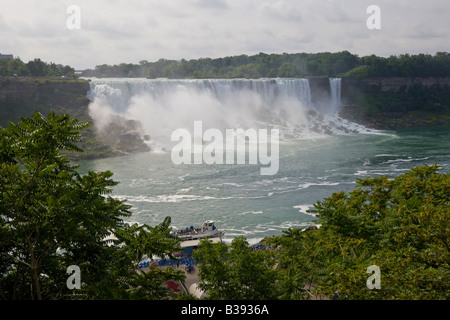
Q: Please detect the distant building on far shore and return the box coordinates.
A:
[0,54,14,60]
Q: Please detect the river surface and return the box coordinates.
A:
[76,123,450,244]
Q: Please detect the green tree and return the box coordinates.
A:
[193,236,280,299]
[0,111,184,299]
[27,58,47,77]
[272,227,331,299]
[277,62,302,77]
[307,164,450,299]
[81,51,450,79]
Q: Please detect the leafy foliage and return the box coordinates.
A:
[301,164,449,299]
[0,112,184,300]
[193,237,280,300]
[4,51,449,79]
[81,51,450,79]
[193,165,449,300]
[0,57,76,77]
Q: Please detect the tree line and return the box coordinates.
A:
[1,112,448,300]
[2,52,449,79]
[81,51,450,79]
[0,57,76,78]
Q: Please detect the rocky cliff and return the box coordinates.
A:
[343,77,450,93]
[0,78,91,125]
[339,77,450,129]
[0,78,150,159]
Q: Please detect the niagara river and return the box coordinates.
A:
[76,78,450,244]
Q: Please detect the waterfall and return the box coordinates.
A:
[329,78,342,112]
[86,77,367,147]
[87,78,312,111]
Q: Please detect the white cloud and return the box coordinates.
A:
[0,0,449,69]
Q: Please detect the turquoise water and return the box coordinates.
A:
[76,124,450,244]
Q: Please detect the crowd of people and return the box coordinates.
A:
[138,257,197,273]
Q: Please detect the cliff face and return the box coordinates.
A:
[0,78,91,126]
[0,79,90,101]
[0,78,150,159]
[307,76,450,102]
[339,77,450,129]
[343,77,450,93]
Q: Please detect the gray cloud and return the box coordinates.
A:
[259,1,303,21]
[1,0,449,69]
[189,0,230,10]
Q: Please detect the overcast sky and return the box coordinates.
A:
[1,0,449,69]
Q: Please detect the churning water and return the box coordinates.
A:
[77,78,450,244]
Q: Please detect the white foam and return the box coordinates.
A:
[237,210,264,216]
[298,182,340,189]
[293,204,316,217]
[114,194,218,203]
[375,154,402,157]
[383,156,430,164]
[218,182,243,187]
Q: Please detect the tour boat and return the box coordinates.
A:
[172,220,224,248]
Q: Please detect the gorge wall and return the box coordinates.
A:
[0,78,91,126]
[0,78,150,159]
[306,76,450,129]
[339,77,450,129]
